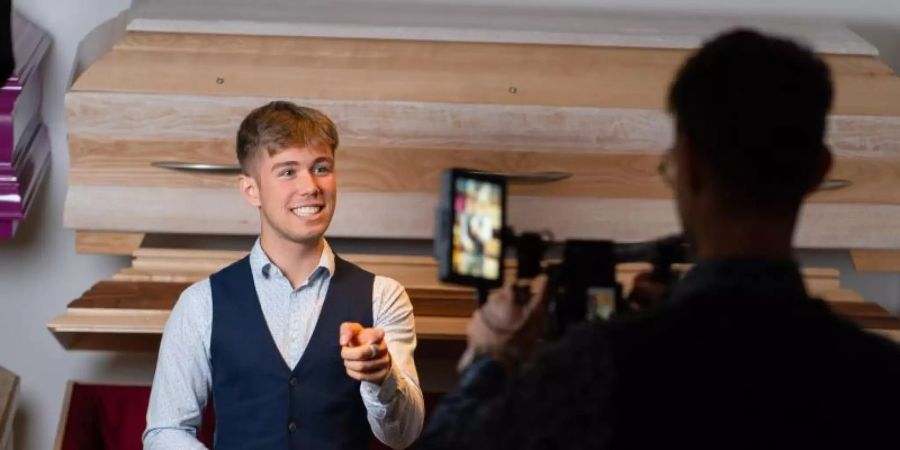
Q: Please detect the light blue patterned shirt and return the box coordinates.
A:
[143,240,424,449]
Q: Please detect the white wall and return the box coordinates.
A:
[1,1,898,449]
[1,2,154,450]
[441,0,900,71]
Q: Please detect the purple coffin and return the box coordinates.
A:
[0,11,51,238]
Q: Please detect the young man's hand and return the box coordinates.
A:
[339,322,392,384]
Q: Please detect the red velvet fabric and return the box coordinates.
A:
[59,383,439,449]
[60,383,214,450]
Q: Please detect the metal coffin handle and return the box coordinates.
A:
[151,161,242,174]
[817,179,852,191]
[152,162,572,185]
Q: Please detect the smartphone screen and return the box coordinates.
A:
[452,175,504,281]
[435,169,506,288]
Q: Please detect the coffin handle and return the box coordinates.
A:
[817,179,852,191]
[151,161,242,174]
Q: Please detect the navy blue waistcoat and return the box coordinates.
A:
[210,255,373,450]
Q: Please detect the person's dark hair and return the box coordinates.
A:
[236,101,339,174]
[668,29,833,214]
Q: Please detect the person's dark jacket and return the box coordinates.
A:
[419,258,900,449]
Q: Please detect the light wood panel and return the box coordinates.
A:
[75,231,145,255]
[818,288,865,303]
[66,136,900,205]
[63,90,900,247]
[68,137,651,192]
[64,31,900,248]
[68,137,671,197]
[63,186,900,249]
[851,250,900,273]
[65,92,675,154]
[71,32,900,115]
[52,308,167,334]
[66,92,900,158]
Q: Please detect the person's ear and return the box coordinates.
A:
[808,145,833,194]
[239,172,261,208]
[678,136,705,195]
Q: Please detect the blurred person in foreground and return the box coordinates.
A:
[418,29,900,450]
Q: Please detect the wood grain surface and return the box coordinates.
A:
[75,231,146,255]
[63,185,900,249]
[851,249,900,272]
[71,32,900,115]
[63,31,900,248]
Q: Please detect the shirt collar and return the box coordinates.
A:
[249,238,335,284]
[668,257,808,304]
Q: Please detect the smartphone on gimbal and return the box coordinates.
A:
[434,168,508,289]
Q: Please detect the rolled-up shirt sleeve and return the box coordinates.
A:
[361,276,426,449]
[143,280,213,450]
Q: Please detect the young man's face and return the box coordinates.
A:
[239,143,337,246]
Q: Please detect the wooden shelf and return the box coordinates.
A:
[851,249,900,273]
[75,231,146,255]
[48,277,475,352]
[51,249,893,352]
[48,262,900,352]
[48,290,900,352]
[48,308,468,352]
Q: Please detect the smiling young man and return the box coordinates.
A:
[144,101,425,450]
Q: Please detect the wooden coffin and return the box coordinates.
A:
[0,367,17,450]
[63,16,900,249]
[1,11,51,238]
[53,13,900,352]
